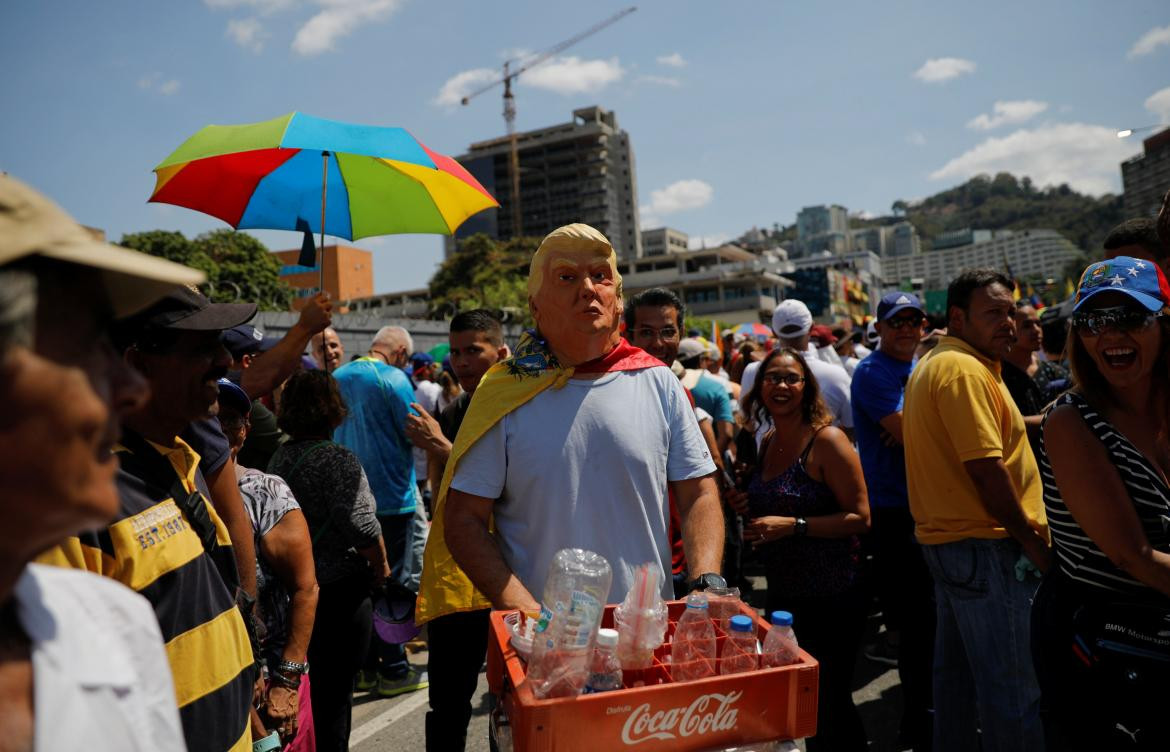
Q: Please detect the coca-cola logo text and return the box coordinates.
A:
[620,691,742,745]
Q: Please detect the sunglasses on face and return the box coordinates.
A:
[884,315,925,330]
[1072,306,1164,336]
[762,372,805,386]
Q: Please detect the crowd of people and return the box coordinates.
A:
[2,166,1169,752]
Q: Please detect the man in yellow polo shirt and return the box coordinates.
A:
[903,269,1050,752]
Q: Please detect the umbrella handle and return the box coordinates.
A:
[319,151,329,294]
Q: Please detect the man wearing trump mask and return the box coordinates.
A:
[415,223,724,750]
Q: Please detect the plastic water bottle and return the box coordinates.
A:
[720,614,759,675]
[583,628,623,693]
[670,592,717,682]
[526,548,613,699]
[760,610,800,667]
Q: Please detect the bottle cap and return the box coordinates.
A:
[729,615,754,632]
[770,610,793,626]
[596,627,619,647]
[685,592,709,610]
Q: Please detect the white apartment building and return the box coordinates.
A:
[617,244,795,324]
[882,229,1081,291]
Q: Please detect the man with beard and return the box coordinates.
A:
[41,285,260,752]
[418,224,723,639]
[903,270,1050,752]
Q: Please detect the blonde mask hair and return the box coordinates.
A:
[527,223,622,300]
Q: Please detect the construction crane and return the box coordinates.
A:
[459,6,637,237]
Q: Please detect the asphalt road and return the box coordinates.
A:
[346,578,906,752]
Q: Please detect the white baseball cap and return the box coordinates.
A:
[771,299,813,338]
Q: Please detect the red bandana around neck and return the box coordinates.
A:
[573,337,665,374]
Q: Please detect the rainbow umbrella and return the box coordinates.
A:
[149,111,498,285]
[734,321,772,340]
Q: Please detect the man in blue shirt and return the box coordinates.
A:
[332,324,427,697]
[677,337,734,455]
[850,292,935,751]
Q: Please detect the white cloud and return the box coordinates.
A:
[641,179,714,220]
[292,0,403,56]
[1145,86,1170,124]
[906,130,927,146]
[687,233,730,250]
[913,57,976,83]
[138,72,180,96]
[929,122,1135,195]
[203,0,294,12]
[967,99,1048,130]
[636,74,681,88]
[1129,24,1170,58]
[519,56,624,95]
[226,17,267,52]
[433,67,497,107]
[657,52,686,68]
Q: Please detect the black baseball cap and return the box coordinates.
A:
[129,286,256,332]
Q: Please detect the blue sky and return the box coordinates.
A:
[2,1,1167,294]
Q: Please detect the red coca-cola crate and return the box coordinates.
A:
[486,600,819,751]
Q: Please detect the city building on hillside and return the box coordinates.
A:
[642,227,689,256]
[617,244,795,324]
[797,204,848,241]
[933,228,992,250]
[881,229,1080,292]
[785,251,883,322]
[445,106,641,259]
[891,222,922,257]
[795,204,849,258]
[272,244,373,311]
[851,226,890,255]
[1121,127,1170,219]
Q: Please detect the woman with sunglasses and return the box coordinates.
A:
[1033,256,1170,749]
[733,346,871,752]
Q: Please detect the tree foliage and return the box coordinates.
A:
[119,229,293,311]
[428,233,539,325]
[875,172,1124,253]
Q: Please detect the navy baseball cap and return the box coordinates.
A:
[216,378,252,416]
[410,352,435,367]
[876,292,925,321]
[221,324,280,359]
[1073,256,1170,313]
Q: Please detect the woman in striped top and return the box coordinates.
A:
[1033,256,1170,750]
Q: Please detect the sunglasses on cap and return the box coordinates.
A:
[1071,306,1164,336]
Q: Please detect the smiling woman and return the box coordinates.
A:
[1032,255,1170,748]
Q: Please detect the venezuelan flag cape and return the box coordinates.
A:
[415,331,663,624]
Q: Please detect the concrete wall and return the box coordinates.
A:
[253,311,524,364]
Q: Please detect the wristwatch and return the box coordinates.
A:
[687,572,728,592]
[794,517,809,537]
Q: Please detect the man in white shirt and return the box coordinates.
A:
[430,223,725,616]
[0,174,196,752]
[741,299,854,440]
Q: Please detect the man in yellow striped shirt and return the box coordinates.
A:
[40,286,258,752]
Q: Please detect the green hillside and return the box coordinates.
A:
[876,172,1125,255]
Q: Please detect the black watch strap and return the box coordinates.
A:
[688,572,727,592]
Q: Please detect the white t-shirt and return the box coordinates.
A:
[740,357,854,429]
[16,564,184,752]
[451,367,716,604]
[413,379,443,483]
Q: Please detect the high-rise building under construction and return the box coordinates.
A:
[445,106,642,259]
